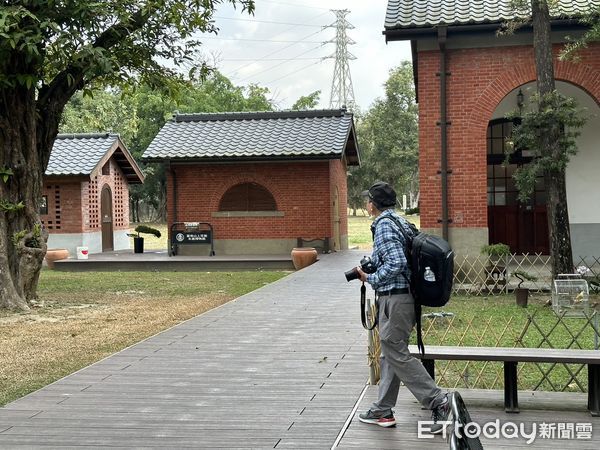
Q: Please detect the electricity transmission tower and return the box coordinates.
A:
[325,9,356,111]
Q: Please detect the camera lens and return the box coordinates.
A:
[344,268,359,282]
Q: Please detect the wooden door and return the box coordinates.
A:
[101,185,114,251]
[333,187,341,251]
[486,119,549,254]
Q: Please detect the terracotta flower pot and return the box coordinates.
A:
[45,248,69,269]
[291,247,318,270]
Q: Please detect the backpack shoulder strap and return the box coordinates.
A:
[376,214,412,245]
[380,214,426,357]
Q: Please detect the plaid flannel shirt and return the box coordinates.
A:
[366,209,411,292]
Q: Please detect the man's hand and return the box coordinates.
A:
[356,266,368,283]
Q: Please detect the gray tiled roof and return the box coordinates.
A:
[46,133,118,176]
[142,109,358,163]
[46,133,144,183]
[384,0,599,30]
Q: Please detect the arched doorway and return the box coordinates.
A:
[486,118,549,254]
[488,80,600,255]
[101,185,114,251]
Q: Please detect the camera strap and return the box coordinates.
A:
[360,282,377,330]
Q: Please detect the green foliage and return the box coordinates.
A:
[291,90,321,110]
[60,70,278,220]
[132,225,161,238]
[512,269,538,288]
[60,90,140,146]
[0,199,24,212]
[560,6,600,61]
[349,62,418,211]
[505,90,586,201]
[481,243,511,257]
[11,223,41,248]
[27,223,42,248]
[0,167,13,183]
[11,230,27,246]
[0,1,256,90]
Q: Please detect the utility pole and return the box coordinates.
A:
[325,9,356,111]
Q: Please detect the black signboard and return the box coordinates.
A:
[172,230,212,244]
[169,222,215,256]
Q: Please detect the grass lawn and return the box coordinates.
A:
[133,214,421,252]
[0,270,287,406]
[348,213,420,250]
[130,222,169,250]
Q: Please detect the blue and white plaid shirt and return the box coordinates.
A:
[366,209,411,292]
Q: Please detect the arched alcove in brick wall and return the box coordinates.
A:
[416,43,600,257]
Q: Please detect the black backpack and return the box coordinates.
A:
[378,214,454,355]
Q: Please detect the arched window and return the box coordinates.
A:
[219,182,277,211]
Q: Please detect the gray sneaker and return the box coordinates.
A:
[358,409,396,427]
[430,392,453,434]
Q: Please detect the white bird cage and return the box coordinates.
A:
[552,274,590,317]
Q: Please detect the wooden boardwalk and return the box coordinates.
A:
[1,250,598,448]
[339,387,599,449]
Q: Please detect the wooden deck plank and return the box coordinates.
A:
[0,252,368,447]
[410,345,600,364]
[2,251,599,448]
[337,385,599,449]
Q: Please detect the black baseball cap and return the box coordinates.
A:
[361,181,397,209]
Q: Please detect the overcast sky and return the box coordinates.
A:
[197,0,412,111]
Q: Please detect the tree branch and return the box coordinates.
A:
[37,7,151,114]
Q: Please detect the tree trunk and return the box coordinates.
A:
[531,0,574,278]
[0,84,48,310]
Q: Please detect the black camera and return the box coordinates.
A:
[344,256,377,282]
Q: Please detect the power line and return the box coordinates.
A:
[236,44,325,83]
[222,57,322,61]
[265,60,322,85]
[259,0,329,11]
[229,27,326,78]
[225,10,329,78]
[213,16,323,27]
[200,36,323,44]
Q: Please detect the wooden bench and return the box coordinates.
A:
[409,345,600,416]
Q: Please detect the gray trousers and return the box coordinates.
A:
[370,293,445,415]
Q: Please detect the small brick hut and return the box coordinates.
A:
[143,109,360,255]
[42,133,144,255]
[383,0,600,257]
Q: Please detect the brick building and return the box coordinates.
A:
[383,0,600,257]
[42,133,144,255]
[143,109,359,255]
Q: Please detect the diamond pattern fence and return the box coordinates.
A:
[367,299,600,392]
[453,254,600,296]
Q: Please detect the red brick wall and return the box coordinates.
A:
[167,162,335,240]
[41,178,83,233]
[417,43,600,229]
[329,159,349,238]
[42,157,131,234]
[84,159,130,232]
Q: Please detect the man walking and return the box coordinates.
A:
[355,181,453,433]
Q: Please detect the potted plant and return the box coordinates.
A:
[481,243,511,291]
[512,270,537,307]
[128,225,161,254]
